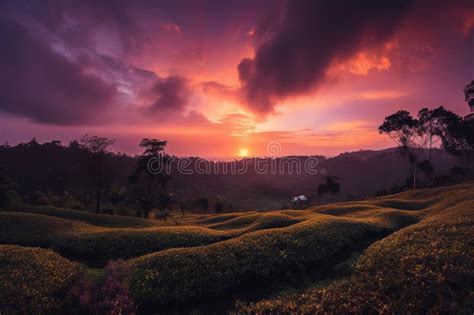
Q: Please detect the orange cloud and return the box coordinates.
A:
[356,89,408,100]
[327,52,391,77]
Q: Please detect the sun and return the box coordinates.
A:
[237,148,250,158]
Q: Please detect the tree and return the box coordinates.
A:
[437,85,474,170]
[450,165,466,182]
[196,197,209,213]
[442,116,474,167]
[318,176,340,203]
[0,165,19,210]
[464,80,474,111]
[417,106,459,161]
[214,195,225,213]
[139,138,167,158]
[379,110,421,189]
[80,135,115,213]
[417,159,434,187]
[109,182,126,206]
[130,138,170,218]
[176,195,189,215]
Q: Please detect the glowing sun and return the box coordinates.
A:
[237,148,250,157]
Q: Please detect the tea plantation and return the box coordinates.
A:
[1,183,473,313]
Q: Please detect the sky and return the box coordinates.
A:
[0,0,473,158]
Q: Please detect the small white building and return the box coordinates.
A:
[292,195,308,202]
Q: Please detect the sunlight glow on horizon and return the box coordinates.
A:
[237,148,250,157]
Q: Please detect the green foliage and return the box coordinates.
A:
[378,110,420,148]
[80,135,116,213]
[233,185,474,314]
[1,183,473,313]
[0,212,229,265]
[71,260,136,314]
[0,245,83,314]
[464,80,474,108]
[442,116,474,161]
[0,165,19,210]
[28,190,51,205]
[205,212,304,231]
[109,182,127,205]
[10,204,162,228]
[53,226,230,265]
[127,213,405,306]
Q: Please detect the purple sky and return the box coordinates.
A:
[0,0,473,157]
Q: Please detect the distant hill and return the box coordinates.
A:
[0,141,465,210]
[336,147,398,160]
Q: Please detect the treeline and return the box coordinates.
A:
[0,93,473,215]
[0,137,228,217]
[379,106,473,190]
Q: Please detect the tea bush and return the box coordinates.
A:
[0,245,83,314]
[0,212,231,265]
[233,189,474,314]
[53,226,231,265]
[10,203,164,228]
[1,183,472,313]
[128,215,399,306]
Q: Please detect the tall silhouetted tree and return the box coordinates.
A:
[130,138,170,218]
[379,110,421,189]
[318,176,340,203]
[80,135,115,213]
[439,85,474,171]
[442,116,474,164]
[417,106,458,161]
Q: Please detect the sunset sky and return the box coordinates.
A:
[0,0,473,158]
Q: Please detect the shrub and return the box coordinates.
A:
[71,260,135,314]
[29,190,51,206]
[128,216,395,306]
[9,204,164,228]
[154,210,170,220]
[0,212,230,265]
[0,245,83,314]
[233,192,474,314]
[52,226,230,265]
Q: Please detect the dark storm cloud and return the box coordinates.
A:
[238,0,415,115]
[15,0,272,56]
[148,76,191,113]
[0,16,116,125]
[28,0,146,54]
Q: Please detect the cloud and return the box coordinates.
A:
[162,22,182,33]
[27,0,147,55]
[147,75,191,113]
[0,16,116,125]
[219,112,256,138]
[238,0,414,115]
[201,81,239,102]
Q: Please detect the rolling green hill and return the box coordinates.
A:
[0,183,473,313]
